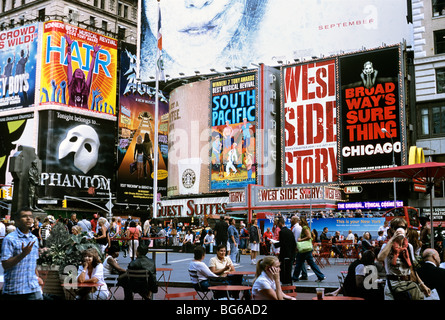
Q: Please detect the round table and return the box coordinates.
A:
[312,296,365,300]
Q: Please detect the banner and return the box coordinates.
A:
[339,46,402,174]
[139,0,410,79]
[283,59,337,185]
[40,20,117,115]
[210,72,257,190]
[38,110,115,198]
[0,23,39,110]
[117,43,169,204]
[0,112,35,186]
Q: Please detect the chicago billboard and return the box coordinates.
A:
[40,20,117,115]
[338,46,404,175]
[117,43,169,204]
[282,59,337,185]
[0,23,39,110]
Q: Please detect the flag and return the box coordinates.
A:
[156,4,165,81]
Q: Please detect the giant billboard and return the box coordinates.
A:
[0,23,39,110]
[117,43,169,204]
[210,72,257,190]
[139,0,410,79]
[40,20,117,115]
[38,109,116,198]
[339,46,404,175]
[282,59,337,185]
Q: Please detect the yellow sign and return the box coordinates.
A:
[408,146,425,165]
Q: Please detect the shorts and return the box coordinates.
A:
[250,243,260,252]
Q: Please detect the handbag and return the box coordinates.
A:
[297,239,313,253]
[388,280,424,300]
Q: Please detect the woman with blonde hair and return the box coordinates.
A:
[251,256,296,300]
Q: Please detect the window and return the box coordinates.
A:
[38,8,45,21]
[90,16,96,26]
[434,30,445,54]
[118,3,122,16]
[118,26,126,40]
[124,5,128,18]
[437,68,445,94]
[433,0,445,17]
[102,20,108,31]
[419,102,445,137]
[100,0,105,10]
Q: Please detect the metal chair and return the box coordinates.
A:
[104,274,121,300]
[281,285,298,298]
[165,291,198,300]
[188,269,210,300]
[125,269,157,300]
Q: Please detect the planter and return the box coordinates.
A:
[38,265,66,299]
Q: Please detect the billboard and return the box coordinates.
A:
[38,109,115,198]
[282,59,337,185]
[0,112,35,186]
[210,72,257,190]
[40,20,117,115]
[0,23,39,110]
[168,79,211,196]
[139,0,410,79]
[339,46,404,175]
[117,43,169,204]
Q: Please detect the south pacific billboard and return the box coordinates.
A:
[210,72,257,190]
[37,109,115,198]
[282,59,337,185]
[339,46,404,176]
[40,20,117,115]
[0,23,39,110]
[117,43,169,204]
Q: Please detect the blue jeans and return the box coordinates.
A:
[1,291,43,300]
[293,251,325,280]
[229,242,239,263]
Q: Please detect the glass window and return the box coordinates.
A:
[434,30,445,54]
[437,68,445,93]
[433,0,445,16]
[421,108,429,135]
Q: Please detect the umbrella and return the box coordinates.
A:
[340,162,445,249]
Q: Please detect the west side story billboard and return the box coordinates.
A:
[282,59,337,185]
[40,21,117,115]
[0,23,39,110]
[338,46,404,176]
[139,0,411,79]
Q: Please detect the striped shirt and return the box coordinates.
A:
[0,228,40,294]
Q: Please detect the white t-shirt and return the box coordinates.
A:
[188,260,218,283]
[204,234,214,244]
[209,256,233,276]
[252,271,276,299]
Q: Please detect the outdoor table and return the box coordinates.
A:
[156,267,173,296]
[311,296,365,300]
[148,248,174,266]
[61,282,104,300]
[209,285,251,300]
[227,271,256,285]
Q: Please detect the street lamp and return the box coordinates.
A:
[92,175,113,221]
[381,128,397,209]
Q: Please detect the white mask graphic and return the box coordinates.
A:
[58,125,100,174]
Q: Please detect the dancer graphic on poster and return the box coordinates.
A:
[226,143,238,176]
[134,135,144,183]
[65,34,101,109]
[3,55,15,96]
[239,117,253,150]
[142,132,153,180]
[15,46,30,105]
[222,121,233,162]
[211,131,223,177]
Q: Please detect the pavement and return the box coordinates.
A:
[0,248,349,301]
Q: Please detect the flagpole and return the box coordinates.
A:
[153,0,161,219]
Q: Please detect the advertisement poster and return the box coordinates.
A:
[139,0,410,79]
[283,59,337,185]
[40,20,117,115]
[38,109,115,198]
[168,80,210,197]
[117,43,169,204]
[339,46,403,175]
[0,23,39,110]
[210,72,257,190]
[0,112,35,186]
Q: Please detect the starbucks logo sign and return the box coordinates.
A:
[182,168,196,189]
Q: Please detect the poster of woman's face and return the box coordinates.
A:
[139,0,410,80]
